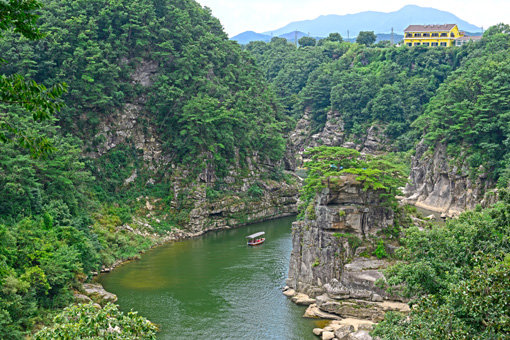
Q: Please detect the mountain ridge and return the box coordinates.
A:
[232,5,481,44]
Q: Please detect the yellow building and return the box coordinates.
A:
[404,24,464,47]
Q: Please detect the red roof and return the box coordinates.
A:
[404,24,456,32]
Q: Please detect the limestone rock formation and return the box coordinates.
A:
[285,173,408,334]
[83,283,118,304]
[287,174,394,297]
[288,110,389,168]
[403,141,494,217]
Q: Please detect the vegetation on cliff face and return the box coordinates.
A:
[247,36,462,149]
[249,26,509,186]
[1,0,287,198]
[415,24,510,187]
[374,191,510,339]
[298,146,409,218]
[0,0,289,337]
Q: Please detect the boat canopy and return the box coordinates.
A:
[246,232,265,239]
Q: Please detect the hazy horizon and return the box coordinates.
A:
[196,1,509,37]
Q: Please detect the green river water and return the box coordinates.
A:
[99,216,324,339]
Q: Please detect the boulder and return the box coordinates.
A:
[74,292,92,303]
[283,288,296,297]
[83,283,117,303]
[348,330,373,340]
[303,304,342,320]
[313,328,323,336]
[292,293,316,306]
[334,325,355,340]
[322,331,335,340]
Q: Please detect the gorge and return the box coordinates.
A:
[0,0,509,339]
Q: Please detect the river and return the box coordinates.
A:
[98,216,323,339]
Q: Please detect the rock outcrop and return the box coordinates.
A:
[288,110,389,168]
[184,174,299,233]
[285,173,407,335]
[83,283,118,304]
[403,141,494,217]
[287,174,395,297]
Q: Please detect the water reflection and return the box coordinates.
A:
[99,216,320,340]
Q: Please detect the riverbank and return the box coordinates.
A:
[93,211,298,275]
[97,216,321,339]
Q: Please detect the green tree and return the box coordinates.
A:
[374,191,510,339]
[0,0,66,157]
[34,303,157,339]
[326,32,343,42]
[298,36,316,47]
[356,31,376,46]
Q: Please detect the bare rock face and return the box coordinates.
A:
[286,173,408,331]
[287,110,389,168]
[87,103,168,172]
[403,141,493,217]
[286,174,395,297]
[183,171,300,233]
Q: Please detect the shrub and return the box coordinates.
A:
[34,303,158,339]
[374,240,388,259]
[247,184,264,198]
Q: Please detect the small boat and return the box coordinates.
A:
[246,231,265,246]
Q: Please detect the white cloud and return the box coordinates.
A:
[197,0,510,37]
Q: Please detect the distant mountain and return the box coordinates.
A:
[278,31,310,43]
[232,5,482,44]
[231,30,314,45]
[264,5,481,37]
[231,31,272,44]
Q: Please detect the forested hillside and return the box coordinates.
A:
[1,0,509,337]
[248,26,509,186]
[0,0,290,337]
[250,26,509,339]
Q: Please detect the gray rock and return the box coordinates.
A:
[322,331,335,340]
[287,174,395,298]
[334,325,355,340]
[348,330,373,340]
[371,294,383,302]
[83,283,117,303]
[283,289,296,297]
[313,328,323,336]
[403,140,493,217]
[74,293,92,303]
[292,293,316,306]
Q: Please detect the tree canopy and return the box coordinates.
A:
[356,31,376,46]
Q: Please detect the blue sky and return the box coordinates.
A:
[196,0,510,37]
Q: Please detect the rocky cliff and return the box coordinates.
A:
[287,110,389,168]
[284,173,408,335]
[403,141,494,217]
[89,100,300,232]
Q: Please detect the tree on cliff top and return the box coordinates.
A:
[298,146,408,219]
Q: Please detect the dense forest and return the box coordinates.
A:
[0,0,509,338]
[0,0,288,337]
[247,27,509,184]
[249,27,509,338]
